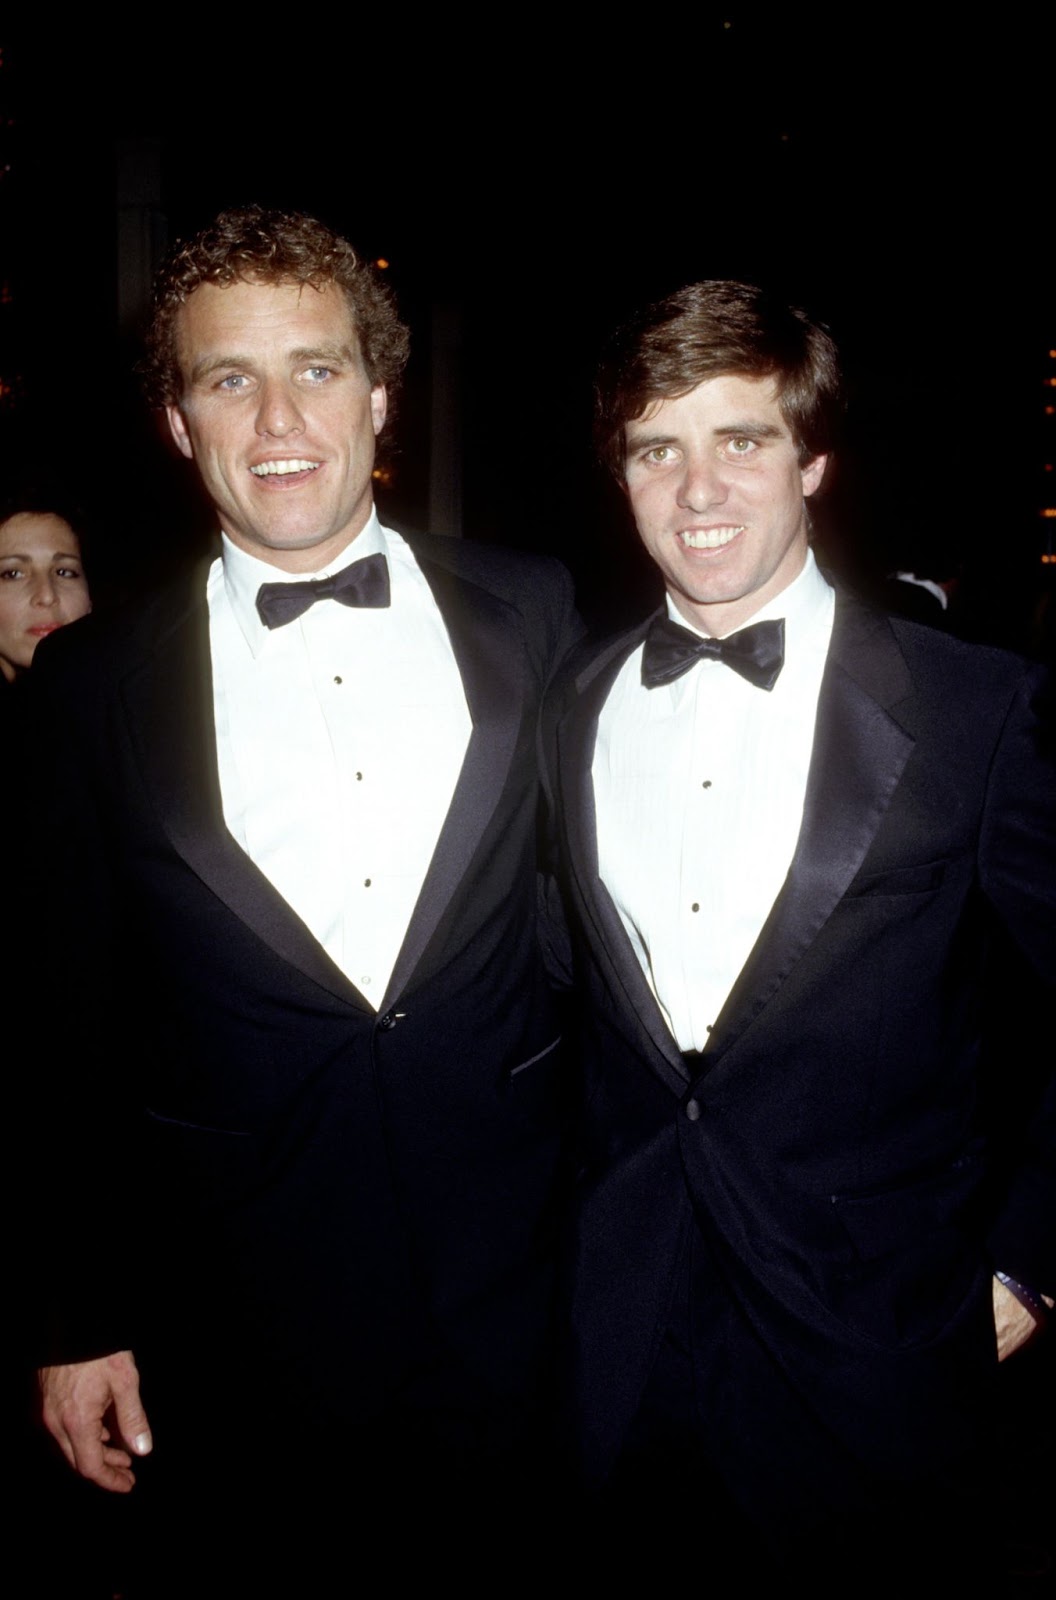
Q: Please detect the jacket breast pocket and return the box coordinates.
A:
[507,1033,563,1081]
[505,1033,567,1131]
[143,1107,259,1214]
[844,858,949,899]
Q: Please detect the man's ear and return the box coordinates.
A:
[370,386,387,437]
[801,453,829,498]
[165,405,195,461]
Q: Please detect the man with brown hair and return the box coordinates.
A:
[547,280,1055,1580]
[30,206,577,1575]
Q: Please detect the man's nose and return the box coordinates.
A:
[676,455,728,512]
[255,378,306,438]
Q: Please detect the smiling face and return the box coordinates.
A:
[623,372,828,637]
[0,513,91,682]
[165,278,387,574]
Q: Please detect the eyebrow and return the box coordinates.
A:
[0,550,81,563]
[188,343,357,386]
[289,344,357,367]
[625,430,678,452]
[713,421,784,440]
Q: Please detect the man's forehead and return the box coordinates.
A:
[630,371,784,434]
[175,276,357,356]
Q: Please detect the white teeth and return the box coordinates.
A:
[679,526,744,550]
[250,459,319,477]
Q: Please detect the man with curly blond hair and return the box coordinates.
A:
[29,206,578,1580]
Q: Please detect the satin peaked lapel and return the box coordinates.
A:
[120,584,366,1009]
[707,594,916,1060]
[558,622,690,1093]
[381,561,524,1007]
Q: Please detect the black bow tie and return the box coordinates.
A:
[641,615,785,692]
[255,552,390,629]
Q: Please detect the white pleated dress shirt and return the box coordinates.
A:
[593,549,834,1051]
[208,513,470,1007]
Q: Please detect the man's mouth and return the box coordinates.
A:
[249,460,320,478]
[678,525,744,550]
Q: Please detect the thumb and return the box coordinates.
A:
[111,1364,153,1457]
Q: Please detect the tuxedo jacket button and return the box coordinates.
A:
[684,1098,701,1122]
[378,1011,397,1031]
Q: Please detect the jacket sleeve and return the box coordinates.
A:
[18,628,146,1367]
[978,663,1056,1298]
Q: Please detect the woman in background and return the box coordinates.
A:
[0,499,91,684]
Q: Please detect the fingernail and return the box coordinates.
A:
[133,1432,153,1455]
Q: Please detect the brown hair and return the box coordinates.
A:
[142,206,410,407]
[595,280,842,478]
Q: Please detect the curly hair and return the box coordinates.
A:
[595,280,842,479]
[142,206,410,407]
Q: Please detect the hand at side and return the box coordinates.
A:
[39,1350,152,1492]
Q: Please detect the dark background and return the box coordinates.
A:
[2,20,1052,643]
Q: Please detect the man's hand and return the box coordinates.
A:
[39,1350,153,1492]
[992,1277,1053,1362]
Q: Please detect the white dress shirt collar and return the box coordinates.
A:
[220,510,388,658]
[661,546,831,711]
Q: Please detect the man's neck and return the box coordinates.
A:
[668,548,816,640]
[220,509,383,583]
[219,506,377,577]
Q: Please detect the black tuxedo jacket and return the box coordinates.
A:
[29,531,579,1451]
[546,588,1055,1485]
